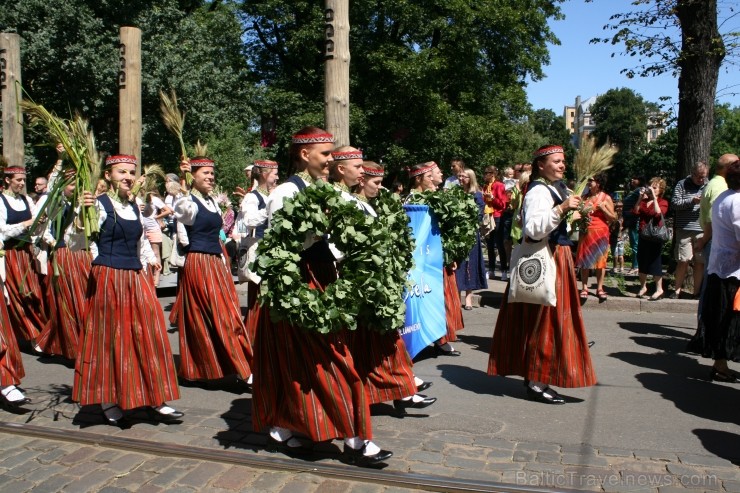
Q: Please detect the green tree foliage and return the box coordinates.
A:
[711,104,740,160]
[1,0,256,189]
[238,0,565,176]
[637,127,677,181]
[530,108,576,160]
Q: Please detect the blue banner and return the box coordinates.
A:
[400,205,446,358]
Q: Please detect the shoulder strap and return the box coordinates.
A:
[251,189,266,209]
[286,175,307,191]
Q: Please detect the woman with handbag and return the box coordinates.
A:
[575,173,617,301]
[488,145,597,404]
[632,178,669,300]
[455,169,488,309]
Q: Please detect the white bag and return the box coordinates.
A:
[508,239,557,307]
[169,236,186,268]
[237,236,260,284]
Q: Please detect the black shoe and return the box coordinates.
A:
[265,435,312,456]
[393,395,437,414]
[343,443,393,466]
[435,343,461,357]
[526,386,565,405]
[150,406,185,422]
[2,395,32,410]
[101,404,124,425]
[710,368,737,383]
[668,291,679,299]
[588,341,595,348]
[236,375,252,393]
[416,381,433,392]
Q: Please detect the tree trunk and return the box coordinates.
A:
[324,0,350,147]
[0,33,24,172]
[119,27,142,175]
[675,0,724,180]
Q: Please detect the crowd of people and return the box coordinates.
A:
[0,128,738,468]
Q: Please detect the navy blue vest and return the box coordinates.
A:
[251,190,268,239]
[184,194,223,255]
[93,194,143,270]
[0,193,32,249]
[286,175,335,262]
[525,181,573,247]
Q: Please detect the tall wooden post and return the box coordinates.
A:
[118,27,142,174]
[0,33,24,169]
[324,0,350,147]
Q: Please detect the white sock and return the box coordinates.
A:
[247,374,254,385]
[155,404,177,415]
[414,376,424,386]
[410,394,427,403]
[344,436,364,449]
[363,440,381,456]
[528,381,546,393]
[1,385,25,402]
[269,426,293,442]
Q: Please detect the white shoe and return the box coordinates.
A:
[501,271,508,281]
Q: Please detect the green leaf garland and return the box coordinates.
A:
[407,187,479,265]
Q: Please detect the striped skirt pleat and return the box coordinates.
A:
[4,247,49,341]
[575,224,610,270]
[488,245,597,388]
[252,259,371,441]
[347,328,416,404]
[73,265,180,409]
[176,252,252,380]
[444,265,465,341]
[243,280,260,366]
[169,280,181,327]
[36,248,92,359]
[0,300,24,386]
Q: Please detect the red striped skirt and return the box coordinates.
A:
[176,252,252,380]
[346,328,416,404]
[443,265,464,341]
[252,259,371,441]
[488,245,597,388]
[73,265,180,409]
[169,279,181,327]
[36,248,93,359]
[243,280,260,365]
[4,247,49,341]
[575,224,610,270]
[0,300,24,387]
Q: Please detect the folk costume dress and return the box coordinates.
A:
[488,180,597,388]
[0,239,25,389]
[350,196,416,404]
[0,190,50,342]
[575,191,611,270]
[36,200,95,359]
[173,190,252,382]
[73,193,180,410]
[455,191,488,292]
[252,174,371,442]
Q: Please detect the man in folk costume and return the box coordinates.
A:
[336,155,437,414]
[35,167,96,359]
[73,154,182,425]
[235,160,278,357]
[253,127,392,466]
[173,156,253,385]
[0,163,50,345]
[488,145,597,404]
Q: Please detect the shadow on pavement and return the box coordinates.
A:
[617,321,692,339]
[692,429,740,465]
[456,333,492,355]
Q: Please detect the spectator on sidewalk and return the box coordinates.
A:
[634,178,669,301]
[443,158,465,189]
[621,175,644,274]
[670,161,708,298]
[482,167,508,280]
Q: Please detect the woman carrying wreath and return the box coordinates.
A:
[488,145,597,404]
[332,153,436,415]
[252,127,392,466]
[73,154,182,425]
[173,157,253,386]
[575,173,617,301]
[407,162,463,356]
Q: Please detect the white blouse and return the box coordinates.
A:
[522,183,564,241]
[707,189,740,279]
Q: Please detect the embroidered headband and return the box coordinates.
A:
[105,155,137,167]
[408,161,438,178]
[532,146,564,160]
[3,167,26,175]
[253,160,279,170]
[190,158,215,168]
[291,133,334,145]
[362,166,384,177]
[331,150,364,161]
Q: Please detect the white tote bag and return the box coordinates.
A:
[507,239,557,307]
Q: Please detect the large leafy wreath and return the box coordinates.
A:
[254,181,408,334]
[407,187,479,265]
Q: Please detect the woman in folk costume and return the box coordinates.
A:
[253,127,391,466]
[346,158,436,414]
[73,154,182,425]
[455,168,488,310]
[406,162,463,356]
[35,168,96,359]
[173,157,252,385]
[488,145,597,404]
[0,164,50,344]
[236,160,279,351]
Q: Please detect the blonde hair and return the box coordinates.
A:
[460,168,480,193]
[649,177,666,197]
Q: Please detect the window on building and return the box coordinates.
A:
[570,111,574,117]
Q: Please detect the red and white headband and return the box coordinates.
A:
[105,154,137,167]
[332,150,364,161]
[190,158,215,168]
[253,160,279,169]
[362,165,384,177]
[3,166,26,175]
[291,133,334,145]
[532,146,564,160]
[408,161,437,178]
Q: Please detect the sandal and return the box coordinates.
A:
[579,289,589,300]
[597,289,608,301]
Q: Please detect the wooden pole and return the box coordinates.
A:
[324,0,350,147]
[0,33,24,170]
[118,26,142,175]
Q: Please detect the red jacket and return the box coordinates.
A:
[483,181,507,218]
